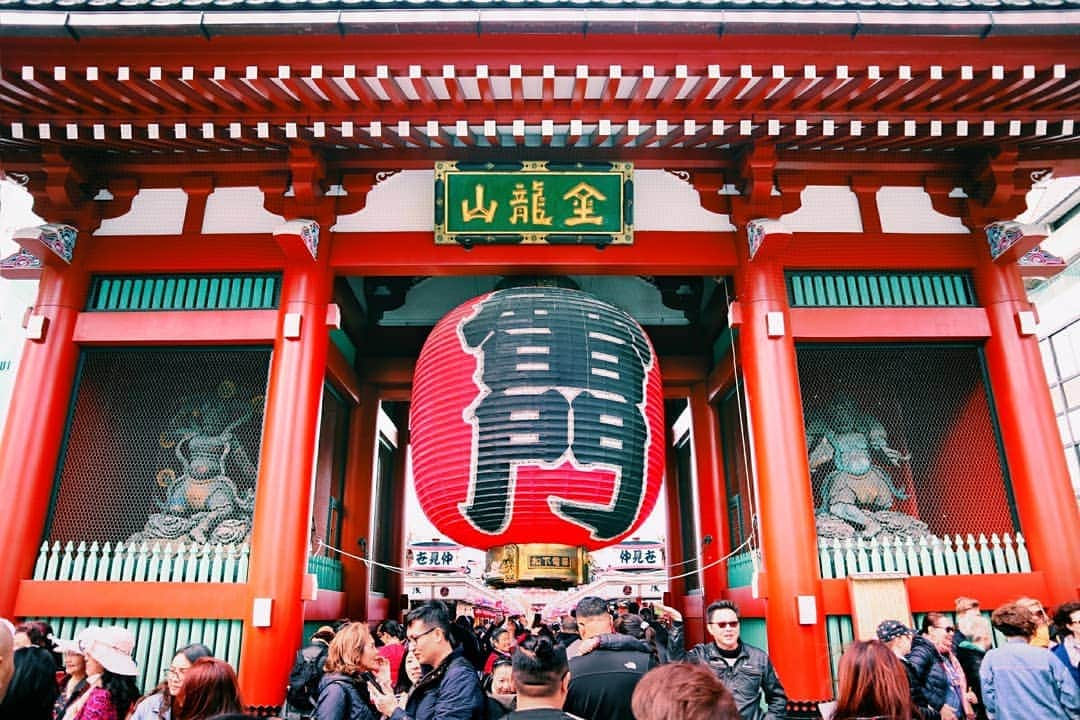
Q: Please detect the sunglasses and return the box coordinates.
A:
[709,621,740,629]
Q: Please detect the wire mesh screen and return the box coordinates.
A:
[48,348,271,546]
[797,344,1015,541]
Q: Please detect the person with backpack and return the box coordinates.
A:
[313,623,384,720]
[286,626,336,718]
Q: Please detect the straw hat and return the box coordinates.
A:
[80,626,138,676]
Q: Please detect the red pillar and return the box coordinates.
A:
[341,384,379,621]
[0,259,88,619]
[663,425,688,605]
[973,255,1080,602]
[690,382,729,604]
[238,231,332,711]
[386,404,410,621]
[735,254,832,708]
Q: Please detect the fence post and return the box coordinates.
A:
[942,535,958,575]
[33,542,50,580]
[833,538,847,579]
[818,538,833,579]
[98,541,114,581]
[930,536,946,576]
[1015,533,1032,572]
[135,541,150,582]
[978,534,993,575]
[1002,534,1019,573]
[967,534,983,574]
[954,535,970,575]
[990,534,1006,573]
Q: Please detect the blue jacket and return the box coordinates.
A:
[979,638,1080,720]
[1050,642,1080,690]
[390,647,484,720]
[315,672,379,720]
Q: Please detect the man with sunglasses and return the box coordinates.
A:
[666,600,787,720]
[908,612,975,720]
[369,601,484,720]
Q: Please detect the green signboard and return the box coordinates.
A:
[435,161,633,245]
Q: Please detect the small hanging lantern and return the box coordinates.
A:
[410,286,665,587]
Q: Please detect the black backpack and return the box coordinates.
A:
[286,643,328,713]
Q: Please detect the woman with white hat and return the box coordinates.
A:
[52,636,89,720]
[64,626,140,720]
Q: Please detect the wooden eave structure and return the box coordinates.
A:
[0,8,1078,245]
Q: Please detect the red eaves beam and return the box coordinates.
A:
[15,580,249,619]
[329,231,739,276]
[81,231,981,278]
[789,307,991,341]
[73,310,277,345]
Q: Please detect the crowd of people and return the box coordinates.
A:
[0,620,247,720]
[0,593,1077,720]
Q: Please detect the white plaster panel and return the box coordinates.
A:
[633,170,735,231]
[333,170,434,232]
[781,185,862,232]
[333,168,736,233]
[877,187,969,234]
[94,188,187,236]
[202,187,285,234]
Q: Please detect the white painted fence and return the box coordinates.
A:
[33,540,250,583]
[818,532,1030,579]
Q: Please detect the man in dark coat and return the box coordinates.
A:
[563,596,655,720]
[907,613,965,720]
[0,642,58,720]
[507,636,577,720]
[370,601,484,720]
[666,600,787,720]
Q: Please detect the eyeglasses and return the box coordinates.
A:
[166,667,187,680]
[935,626,956,633]
[709,621,740,629]
[407,627,438,646]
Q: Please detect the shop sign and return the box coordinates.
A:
[435,161,633,246]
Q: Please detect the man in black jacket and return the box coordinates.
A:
[666,600,787,720]
[563,596,655,720]
[907,613,968,720]
[370,601,484,720]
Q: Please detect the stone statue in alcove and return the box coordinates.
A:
[128,380,259,546]
[806,392,922,538]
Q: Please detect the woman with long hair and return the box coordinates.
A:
[129,643,214,720]
[313,622,383,720]
[67,626,140,720]
[833,640,917,720]
[52,638,89,720]
[172,658,243,720]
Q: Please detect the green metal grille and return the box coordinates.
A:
[727,550,755,588]
[787,271,975,308]
[88,274,281,312]
[32,616,242,694]
[307,555,343,592]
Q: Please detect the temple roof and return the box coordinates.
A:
[1,0,1077,12]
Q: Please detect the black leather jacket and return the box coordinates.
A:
[668,623,787,720]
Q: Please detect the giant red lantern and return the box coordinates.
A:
[411,286,665,586]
